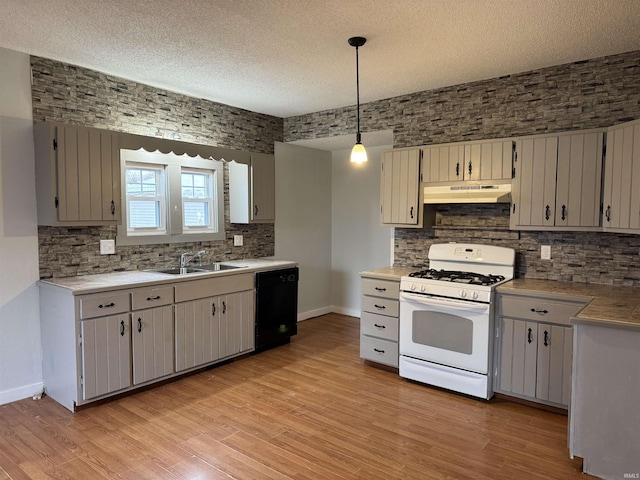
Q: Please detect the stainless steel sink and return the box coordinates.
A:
[154,267,207,275]
[153,264,246,275]
[196,263,245,271]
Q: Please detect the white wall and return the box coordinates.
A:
[331,146,393,316]
[274,142,332,320]
[0,48,43,405]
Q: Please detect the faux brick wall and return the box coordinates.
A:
[31,56,283,278]
[285,50,640,286]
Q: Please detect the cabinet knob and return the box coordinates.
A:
[254,205,259,216]
[561,204,566,221]
[545,205,551,221]
[409,206,414,219]
[605,205,611,222]
[137,317,142,333]
[110,200,116,216]
[212,303,216,316]
[120,320,125,337]
[468,161,472,176]
[543,330,549,347]
[527,328,533,344]
[456,162,460,177]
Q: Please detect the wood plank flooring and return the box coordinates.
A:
[0,313,590,479]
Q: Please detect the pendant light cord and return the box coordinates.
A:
[355,44,361,142]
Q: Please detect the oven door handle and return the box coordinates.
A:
[400,292,490,313]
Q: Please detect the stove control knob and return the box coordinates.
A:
[460,290,467,298]
[410,283,416,291]
[471,291,479,300]
[420,285,426,292]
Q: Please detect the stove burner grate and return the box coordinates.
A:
[408,269,505,286]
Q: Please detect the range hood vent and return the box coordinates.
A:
[424,183,511,204]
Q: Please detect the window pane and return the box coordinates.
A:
[129,200,160,228]
[184,202,210,227]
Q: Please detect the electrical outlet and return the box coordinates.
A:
[233,235,243,247]
[100,239,116,255]
[541,245,551,260]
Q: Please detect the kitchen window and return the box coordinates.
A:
[117,149,225,245]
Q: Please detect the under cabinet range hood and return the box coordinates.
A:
[423,183,511,204]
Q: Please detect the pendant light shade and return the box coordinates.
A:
[348,36,367,164]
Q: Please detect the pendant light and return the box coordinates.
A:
[348,36,367,164]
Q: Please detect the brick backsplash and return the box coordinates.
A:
[31,56,282,278]
[284,50,640,287]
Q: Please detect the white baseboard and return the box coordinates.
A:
[297,306,360,322]
[0,382,44,406]
[297,306,333,322]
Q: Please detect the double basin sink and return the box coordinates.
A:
[154,263,246,275]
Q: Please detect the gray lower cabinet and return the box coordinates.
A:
[496,292,587,408]
[131,305,174,385]
[40,272,256,412]
[80,313,131,400]
[175,297,220,372]
[359,276,400,368]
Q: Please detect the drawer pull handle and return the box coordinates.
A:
[374,324,386,329]
[374,287,387,292]
[137,317,142,333]
[373,348,385,354]
[212,303,216,316]
[374,304,386,309]
[222,301,226,314]
[527,328,533,344]
[543,330,549,347]
[530,308,548,314]
[99,302,115,309]
[120,320,125,337]
[146,295,161,301]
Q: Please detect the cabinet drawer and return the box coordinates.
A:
[360,335,398,367]
[361,312,399,341]
[79,292,130,319]
[361,296,399,317]
[131,285,174,310]
[361,278,399,299]
[499,295,585,326]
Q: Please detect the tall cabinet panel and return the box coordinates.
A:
[219,290,255,359]
[34,122,121,226]
[380,148,422,227]
[603,120,640,233]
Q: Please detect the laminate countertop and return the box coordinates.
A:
[498,279,640,331]
[38,258,297,295]
[359,266,416,281]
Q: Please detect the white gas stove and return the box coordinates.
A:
[399,243,515,399]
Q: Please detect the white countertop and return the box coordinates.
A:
[38,258,297,295]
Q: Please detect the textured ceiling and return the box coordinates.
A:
[1,0,640,118]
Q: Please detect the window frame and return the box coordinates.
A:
[125,162,167,235]
[117,149,225,245]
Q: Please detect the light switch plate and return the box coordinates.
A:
[234,235,243,247]
[100,239,116,255]
[541,245,551,260]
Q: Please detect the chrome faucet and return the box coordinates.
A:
[180,250,206,268]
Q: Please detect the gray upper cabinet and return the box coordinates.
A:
[380,148,423,227]
[229,153,275,223]
[423,140,514,184]
[602,119,640,234]
[510,130,604,231]
[34,122,121,226]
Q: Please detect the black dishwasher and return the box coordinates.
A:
[255,267,298,352]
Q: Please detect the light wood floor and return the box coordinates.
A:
[0,313,590,480]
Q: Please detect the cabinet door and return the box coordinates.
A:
[131,306,174,385]
[55,124,121,224]
[175,297,220,372]
[423,144,464,183]
[499,318,538,397]
[511,136,558,228]
[536,323,572,405]
[251,153,275,222]
[81,314,131,400]
[603,121,640,232]
[555,132,604,228]
[219,290,255,358]
[380,149,421,226]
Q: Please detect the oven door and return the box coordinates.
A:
[399,291,491,374]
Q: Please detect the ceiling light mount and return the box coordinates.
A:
[349,36,367,165]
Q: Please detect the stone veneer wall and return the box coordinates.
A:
[284,50,640,286]
[31,57,283,278]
